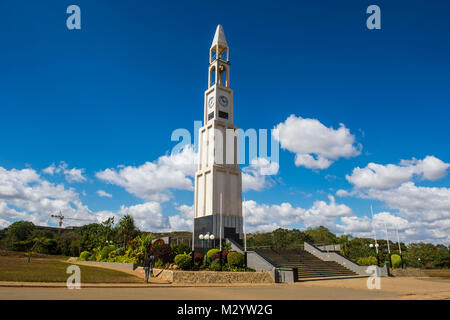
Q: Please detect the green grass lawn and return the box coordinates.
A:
[0,250,142,283]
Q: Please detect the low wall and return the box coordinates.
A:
[304,242,389,277]
[152,268,274,284]
[390,268,428,277]
[72,259,138,271]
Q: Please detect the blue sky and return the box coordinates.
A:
[0,1,449,243]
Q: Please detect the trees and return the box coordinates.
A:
[304,226,337,244]
[75,223,109,252]
[433,247,450,268]
[116,214,139,248]
[5,221,36,251]
[246,228,312,249]
[404,243,450,269]
[57,232,81,256]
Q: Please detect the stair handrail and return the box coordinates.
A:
[306,242,361,266]
[226,238,281,268]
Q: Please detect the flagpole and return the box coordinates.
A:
[370,205,379,254]
[243,197,247,252]
[395,225,401,255]
[219,192,223,252]
[384,223,391,254]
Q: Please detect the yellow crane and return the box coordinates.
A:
[50,211,97,235]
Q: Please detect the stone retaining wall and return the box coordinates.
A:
[152,268,274,284]
[390,268,428,277]
[71,259,138,270]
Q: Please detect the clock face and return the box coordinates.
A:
[208,96,215,108]
[219,95,229,107]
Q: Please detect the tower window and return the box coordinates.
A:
[218,64,228,87]
[208,112,214,121]
[219,111,229,119]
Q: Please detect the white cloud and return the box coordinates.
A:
[401,156,450,180]
[0,165,108,228]
[335,210,450,244]
[339,156,450,243]
[96,146,196,202]
[336,189,351,197]
[244,200,304,232]
[335,215,373,235]
[336,211,409,236]
[242,158,279,192]
[42,164,56,175]
[294,154,332,170]
[365,182,450,222]
[97,190,112,198]
[168,204,193,231]
[118,202,169,232]
[43,162,87,183]
[244,195,352,233]
[115,202,194,233]
[274,115,361,169]
[0,218,9,229]
[346,156,449,189]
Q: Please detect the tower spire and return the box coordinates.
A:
[211,24,228,48]
[210,24,229,64]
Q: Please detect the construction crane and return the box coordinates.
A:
[50,211,97,235]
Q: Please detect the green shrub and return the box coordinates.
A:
[357,256,378,266]
[207,248,220,260]
[227,251,244,267]
[154,259,164,268]
[209,259,222,271]
[79,251,91,261]
[391,254,402,268]
[107,250,119,261]
[211,253,220,261]
[100,245,116,261]
[174,253,192,270]
[222,263,254,272]
[173,243,191,255]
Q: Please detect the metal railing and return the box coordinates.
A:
[246,244,305,251]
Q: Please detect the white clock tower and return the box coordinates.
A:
[193,25,243,250]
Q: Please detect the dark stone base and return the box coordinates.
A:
[193,215,243,252]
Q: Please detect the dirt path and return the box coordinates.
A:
[0,284,398,300]
[297,277,450,299]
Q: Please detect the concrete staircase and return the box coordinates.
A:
[257,248,360,281]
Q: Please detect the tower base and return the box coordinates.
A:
[193,215,243,252]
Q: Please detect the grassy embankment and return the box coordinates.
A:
[0,250,141,283]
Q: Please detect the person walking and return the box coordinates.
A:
[148,253,155,277]
[143,253,152,283]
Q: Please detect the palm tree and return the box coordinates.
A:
[27,237,46,263]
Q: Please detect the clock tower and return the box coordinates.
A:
[193,25,243,250]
